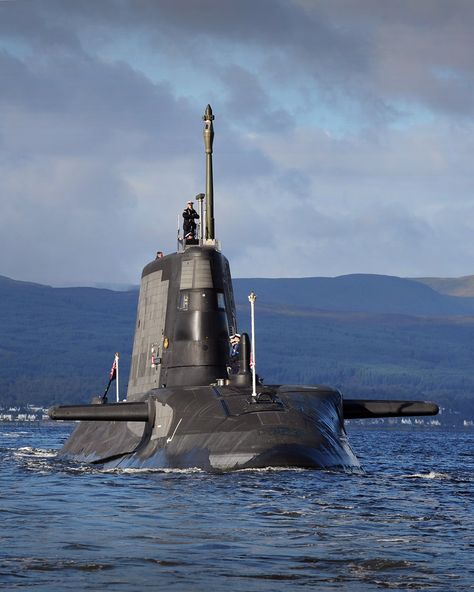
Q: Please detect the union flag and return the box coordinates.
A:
[109,357,117,381]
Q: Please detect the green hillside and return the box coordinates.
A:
[1,274,474,422]
[237,305,474,421]
[0,276,136,406]
[234,274,474,315]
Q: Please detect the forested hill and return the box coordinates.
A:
[233,274,474,315]
[1,273,474,422]
[0,275,137,407]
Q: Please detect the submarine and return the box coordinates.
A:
[49,105,439,471]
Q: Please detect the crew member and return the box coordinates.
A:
[182,200,199,240]
[229,333,241,374]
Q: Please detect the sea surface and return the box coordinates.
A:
[0,422,472,591]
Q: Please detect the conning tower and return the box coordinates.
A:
[127,106,237,400]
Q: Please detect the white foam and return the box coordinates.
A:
[101,466,205,474]
[14,447,57,458]
[403,470,451,480]
[1,431,31,437]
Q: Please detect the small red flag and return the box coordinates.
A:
[109,358,117,381]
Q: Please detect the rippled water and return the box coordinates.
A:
[0,422,473,591]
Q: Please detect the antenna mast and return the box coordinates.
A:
[202,104,215,240]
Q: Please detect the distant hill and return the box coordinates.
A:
[0,274,137,407]
[235,305,474,421]
[233,274,474,315]
[414,275,474,297]
[1,273,474,421]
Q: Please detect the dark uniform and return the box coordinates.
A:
[183,202,199,239]
[229,334,241,374]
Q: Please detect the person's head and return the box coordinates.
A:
[185,232,193,239]
[230,333,241,345]
[187,201,193,208]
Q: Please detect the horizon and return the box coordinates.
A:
[2,270,474,293]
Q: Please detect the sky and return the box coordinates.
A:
[1,0,474,287]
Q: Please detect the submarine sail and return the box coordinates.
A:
[49,106,438,471]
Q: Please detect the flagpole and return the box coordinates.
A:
[248,292,257,398]
[115,352,120,402]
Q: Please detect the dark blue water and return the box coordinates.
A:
[0,423,472,591]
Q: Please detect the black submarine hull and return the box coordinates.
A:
[55,385,361,471]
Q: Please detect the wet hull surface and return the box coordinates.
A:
[59,385,361,472]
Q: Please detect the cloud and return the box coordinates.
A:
[0,28,273,285]
[1,0,474,285]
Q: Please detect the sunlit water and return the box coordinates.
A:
[0,422,473,591]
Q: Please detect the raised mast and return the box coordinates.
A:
[202,104,215,240]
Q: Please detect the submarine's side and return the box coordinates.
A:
[57,385,360,471]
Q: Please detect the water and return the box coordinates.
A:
[0,423,473,591]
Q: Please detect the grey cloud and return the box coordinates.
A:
[1,0,474,285]
[0,34,275,285]
[0,1,83,52]
[276,169,312,200]
[162,2,474,121]
[217,117,474,278]
[0,49,199,162]
[218,65,293,132]
[6,0,474,121]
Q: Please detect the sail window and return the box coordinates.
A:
[178,292,189,311]
[217,292,225,310]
